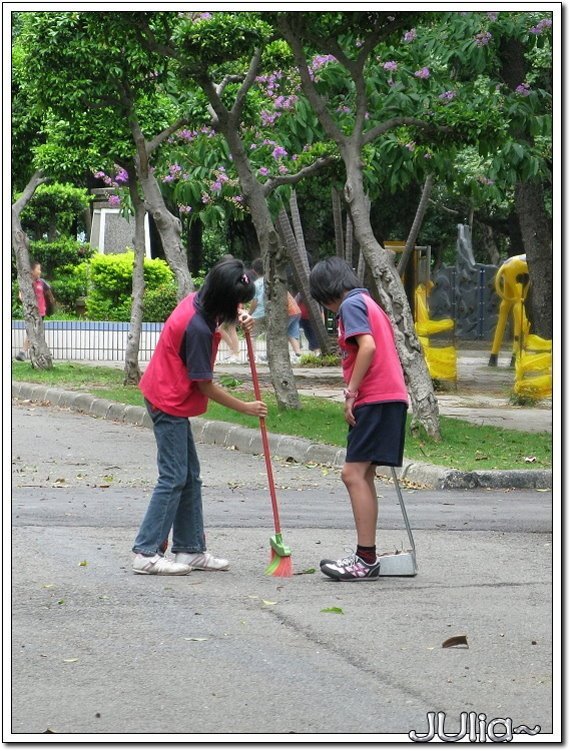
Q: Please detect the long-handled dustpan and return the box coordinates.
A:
[377,467,418,576]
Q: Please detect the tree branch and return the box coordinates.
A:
[362,117,446,145]
[12,170,48,218]
[147,117,190,154]
[277,18,344,145]
[231,48,262,120]
[262,156,336,197]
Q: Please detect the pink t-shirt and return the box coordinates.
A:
[140,294,221,417]
[34,279,47,317]
[337,289,408,408]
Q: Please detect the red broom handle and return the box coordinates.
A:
[244,330,282,535]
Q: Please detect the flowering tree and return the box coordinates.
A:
[19,11,194,300]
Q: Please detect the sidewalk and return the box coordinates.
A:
[12,346,552,490]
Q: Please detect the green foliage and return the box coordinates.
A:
[85,251,175,321]
[142,281,178,322]
[25,238,94,278]
[50,262,90,312]
[19,182,92,239]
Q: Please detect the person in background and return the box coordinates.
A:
[218,254,242,363]
[287,291,303,362]
[248,258,267,363]
[132,258,267,575]
[296,291,321,355]
[15,260,54,361]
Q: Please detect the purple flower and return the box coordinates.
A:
[178,204,192,214]
[515,82,531,96]
[414,67,430,79]
[405,141,416,152]
[108,194,121,207]
[530,18,552,34]
[272,145,288,160]
[162,175,175,183]
[201,193,212,204]
[258,166,269,176]
[439,90,456,102]
[487,11,499,21]
[210,180,223,192]
[477,176,495,186]
[278,164,289,175]
[115,167,129,184]
[233,195,243,204]
[336,105,352,114]
[403,28,417,43]
[424,152,433,160]
[383,61,398,72]
[94,170,106,179]
[475,31,492,47]
[261,110,279,126]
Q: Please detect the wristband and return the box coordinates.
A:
[343,388,359,400]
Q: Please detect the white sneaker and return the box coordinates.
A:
[132,553,191,575]
[225,355,241,364]
[175,552,230,571]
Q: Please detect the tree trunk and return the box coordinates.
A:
[216,114,300,409]
[276,207,332,355]
[12,170,53,370]
[136,167,193,299]
[514,181,552,338]
[332,187,345,258]
[345,213,354,268]
[123,176,146,385]
[343,155,441,439]
[397,174,434,276]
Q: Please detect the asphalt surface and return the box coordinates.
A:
[9,402,555,740]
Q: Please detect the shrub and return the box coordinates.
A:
[49,262,90,313]
[85,250,175,321]
[143,282,179,322]
[19,182,91,240]
[26,238,94,278]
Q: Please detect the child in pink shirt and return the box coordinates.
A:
[310,257,409,581]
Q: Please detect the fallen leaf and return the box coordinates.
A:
[524,456,537,463]
[262,600,277,606]
[247,595,259,600]
[321,606,344,614]
[442,635,469,649]
[183,637,208,642]
[57,600,64,605]
[78,560,88,567]
[63,658,79,663]
[294,568,317,576]
[42,584,56,589]
[43,728,56,733]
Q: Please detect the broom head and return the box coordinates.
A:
[264,533,293,577]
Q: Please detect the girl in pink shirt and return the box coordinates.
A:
[310,257,409,581]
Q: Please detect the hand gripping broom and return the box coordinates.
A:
[244,331,293,577]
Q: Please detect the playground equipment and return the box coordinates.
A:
[513,334,552,399]
[414,281,457,383]
[488,254,530,367]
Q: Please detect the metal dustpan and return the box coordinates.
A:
[378,467,418,576]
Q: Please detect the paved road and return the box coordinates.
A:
[9,403,555,740]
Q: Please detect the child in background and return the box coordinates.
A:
[309,257,409,581]
[132,258,267,575]
[287,291,302,362]
[15,260,54,361]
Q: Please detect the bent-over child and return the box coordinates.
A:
[132,258,267,575]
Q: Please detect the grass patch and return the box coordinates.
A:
[12,361,551,472]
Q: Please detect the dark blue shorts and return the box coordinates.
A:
[346,401,408,466]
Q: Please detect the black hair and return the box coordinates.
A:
[196,258,255,324]
[251,258,264,276]
[309,257,361,305]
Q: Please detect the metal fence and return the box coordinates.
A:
[11,320,270,364]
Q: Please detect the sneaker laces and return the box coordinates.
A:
[334,548,359,567]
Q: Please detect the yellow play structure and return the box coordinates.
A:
[414,281,457,384]
[488,254,551,398]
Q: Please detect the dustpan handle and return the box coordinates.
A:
[390,467,416,558]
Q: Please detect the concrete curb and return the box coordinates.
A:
[12,381,552,490]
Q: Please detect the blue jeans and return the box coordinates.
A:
[132,402,206,556]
